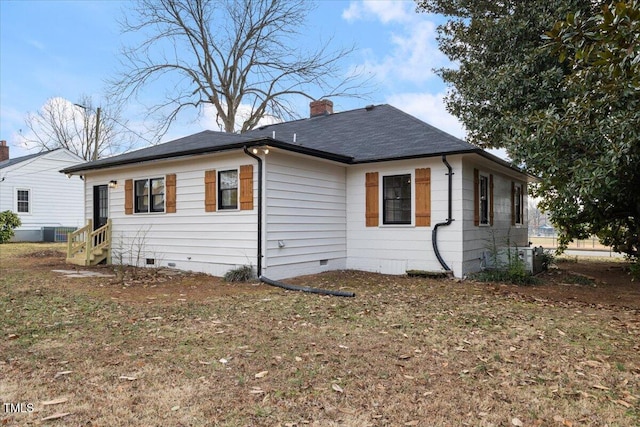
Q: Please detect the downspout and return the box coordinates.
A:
[243,145,354,298]
[432,155,454,272]
[243,147,263,276]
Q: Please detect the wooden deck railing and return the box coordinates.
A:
[67,219,112,265]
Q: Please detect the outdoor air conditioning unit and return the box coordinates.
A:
[482,246,545,275]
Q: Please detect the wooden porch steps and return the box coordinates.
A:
[66,219,111,266]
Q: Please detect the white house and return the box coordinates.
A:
[0,141,85,241]
[61,101,533,279]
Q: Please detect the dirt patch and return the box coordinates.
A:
[489,260,640,311]
[22,249,66,258]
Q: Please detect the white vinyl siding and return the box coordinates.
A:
[83,152,257,276]
[263,152,346,279]
[347,157,464,276]
[78,148,530,280]
[0,149,84,239]
[462,157,528,275]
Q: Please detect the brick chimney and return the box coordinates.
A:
[310,99,333,117]
[0,140,8,162]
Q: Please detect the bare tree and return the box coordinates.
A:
[23,95,137,161]
[111,0,366,134]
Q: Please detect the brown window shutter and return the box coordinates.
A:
[124,179,133,215]
[365,172,379,227]
[239,164,254,210]
[473,169,479,226]
[489,174,494,226]
[415,168,431,227]
[166,174,176,213]
[511,181,516,226]
[205,169,217,212]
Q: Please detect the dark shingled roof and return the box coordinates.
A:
[246,104,476,162]
[62,104,504,174]
[62,131,256,173]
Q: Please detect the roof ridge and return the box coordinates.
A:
[251,104,387,131]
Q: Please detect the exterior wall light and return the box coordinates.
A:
[108,180,118,189]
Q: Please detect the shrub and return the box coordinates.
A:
[224,265,255,282]
[0,210,21,243]
[472,262,539,286]
[476,229,538,285]
[540,250,555,270]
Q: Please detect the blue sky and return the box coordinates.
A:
[0,0,463,159]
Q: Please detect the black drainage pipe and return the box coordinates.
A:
[243,146,263,276]
[432,155,454,272]
[260,276,355,298]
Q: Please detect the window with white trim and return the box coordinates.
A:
[383,174,411,225]
[16,189,30,213]
[134,178,165,213]
[218,170,238,210]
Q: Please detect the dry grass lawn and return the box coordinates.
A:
[1,243,639,426]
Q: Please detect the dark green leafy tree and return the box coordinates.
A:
[416,0,594,148]
[536,1,640,258]
[417,0,639,259]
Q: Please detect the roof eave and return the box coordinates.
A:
[474,150,540,182]
[350,149,478,164]
[60,140,269,175]
[352,148,538,181]
[60,137,354,175]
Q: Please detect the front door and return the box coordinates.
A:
[93,185,108,230]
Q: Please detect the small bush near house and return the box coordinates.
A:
[224,264,255,282]
[476,229,539,285]
[540,249,555,270]
[0,210,21,243]
[472,260,539,286]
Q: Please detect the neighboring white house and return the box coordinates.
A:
[62,102,533,279]
[0,141,85,241]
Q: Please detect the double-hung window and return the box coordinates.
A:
[16,189,30,213]
[479,175,489,225]
[218,170,238,210]
[134,177,165,213]
[383,174,411,225]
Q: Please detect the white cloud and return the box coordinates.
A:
[386,92,465,139]
[342,0,413,23]
[363,20,445,85]
[343,1,447,86]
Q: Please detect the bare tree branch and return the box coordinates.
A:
[22,95,139,161]
[110,0,369,135]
